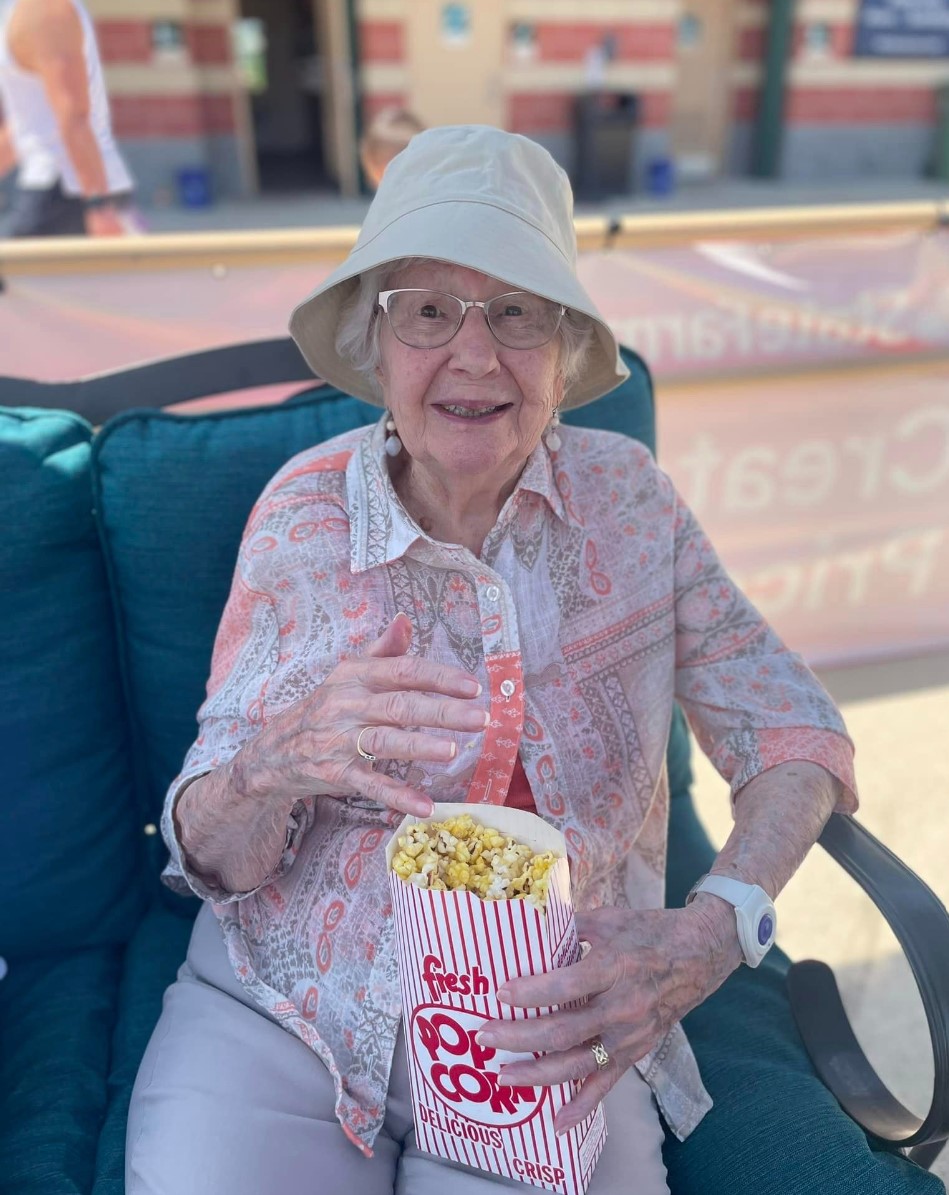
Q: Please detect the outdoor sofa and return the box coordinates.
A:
[1,339,947,1195]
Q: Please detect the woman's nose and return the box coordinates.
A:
[448,306,501,374]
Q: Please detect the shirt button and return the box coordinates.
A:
[485,584,500,602]
[500,679,516,698]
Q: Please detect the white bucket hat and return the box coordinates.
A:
[288,124,628,410]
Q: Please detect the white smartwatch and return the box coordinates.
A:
[685,873,777,968]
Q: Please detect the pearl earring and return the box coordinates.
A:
[544,409,562,453]
[384,412,403,457]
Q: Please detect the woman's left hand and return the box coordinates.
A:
[474,903,742,1132]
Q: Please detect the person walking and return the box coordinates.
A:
[0,0,141,237]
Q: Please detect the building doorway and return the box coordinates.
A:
[669,0,736,180]
[405,0,504,128]
[235,0,328,190]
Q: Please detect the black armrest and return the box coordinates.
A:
[787,813,949,1167]
[0,337,314,423]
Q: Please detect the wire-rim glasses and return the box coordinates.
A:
[377,288,566,350]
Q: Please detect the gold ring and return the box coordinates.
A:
[589,1038,610,1069]
[355,726,377,762]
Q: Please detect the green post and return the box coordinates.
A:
[750,0,796,178]
[346,0,369,194]
[935,85,949,182]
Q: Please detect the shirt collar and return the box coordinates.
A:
[347,416,577,574]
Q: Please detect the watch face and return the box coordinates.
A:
[757,913,775,946]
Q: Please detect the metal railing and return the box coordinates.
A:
[0,201,946,276]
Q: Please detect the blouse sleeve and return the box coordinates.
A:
[159,515,315,903]
[669,474,858,814]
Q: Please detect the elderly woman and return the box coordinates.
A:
[126,126,857,1195]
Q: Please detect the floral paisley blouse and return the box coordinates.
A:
[161,416,857,1156]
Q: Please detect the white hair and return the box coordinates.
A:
[334,257,595,405]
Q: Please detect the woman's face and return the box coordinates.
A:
[375,261,564,488]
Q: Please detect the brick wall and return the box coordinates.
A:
[355,0,678,134]
[87,0,239,139]
[82,0,246,199]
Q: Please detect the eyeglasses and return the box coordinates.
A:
[377,288,566,350]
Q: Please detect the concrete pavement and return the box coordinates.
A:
[137,176,949,235]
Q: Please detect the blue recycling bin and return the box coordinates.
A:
[647,156,675,198]
[176,166,213,208]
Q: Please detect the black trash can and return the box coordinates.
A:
[573,91,639,200]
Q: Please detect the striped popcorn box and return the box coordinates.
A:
[386,802,607,1195]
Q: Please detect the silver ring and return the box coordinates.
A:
[589,1038,610,1070]
[355,726,377,763]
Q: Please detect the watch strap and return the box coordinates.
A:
[686,872,777,968]
[692,873,756,908]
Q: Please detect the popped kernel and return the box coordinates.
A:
[391,814,558,909]
[446,860,471,888]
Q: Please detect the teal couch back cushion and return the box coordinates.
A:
[92,347,683,897]
[0,410,145,958]
[93,384,378,888]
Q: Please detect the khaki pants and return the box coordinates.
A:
[127,903,670,1195]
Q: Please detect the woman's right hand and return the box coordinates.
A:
[231,613,487,818]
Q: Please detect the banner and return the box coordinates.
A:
[579,233,949,666]
[1,229,947,668]
[656,362,949,667]
[3,231,947,385]
[0,260,335,387]
[575,230,949,381]
[854,0,949,58]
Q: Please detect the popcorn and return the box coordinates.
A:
[390,813,558,909]
[386,803,607,1194]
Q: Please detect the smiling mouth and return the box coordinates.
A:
[437,403,512,419]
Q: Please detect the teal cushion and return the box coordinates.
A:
[0,946,122,1195]
[0,409,144,959]
[92,387,379,897]
[665,769,714,908]
[563,345,656,454]
[664,786,943,1193]
[664,954,945,1194]
[93,905,195,1195]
